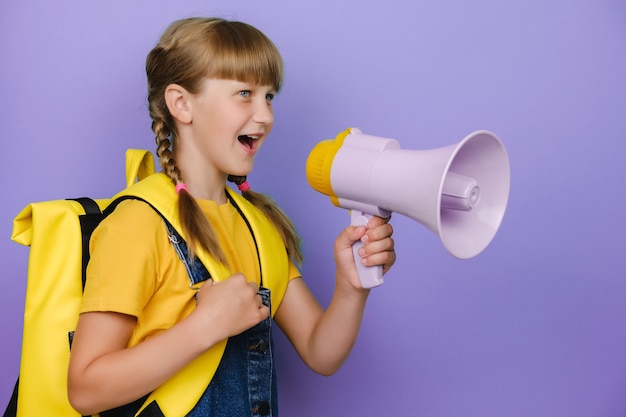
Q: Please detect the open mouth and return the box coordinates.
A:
[238,135,259,149]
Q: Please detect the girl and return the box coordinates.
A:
[67,17,395,417]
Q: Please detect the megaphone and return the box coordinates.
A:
[306,127,510,288]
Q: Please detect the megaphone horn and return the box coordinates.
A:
[306,127,510,288]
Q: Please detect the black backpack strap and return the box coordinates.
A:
[2,378,18,417]
[70,197,106,291]
[136,401,165,417]
[66,198,108,351]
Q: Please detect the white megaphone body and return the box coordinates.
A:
[306,127,510,289]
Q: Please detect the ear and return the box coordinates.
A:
[165,84,193,124]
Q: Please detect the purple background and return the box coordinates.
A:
[2,1,626,416]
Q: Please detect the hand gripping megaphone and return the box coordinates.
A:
[306,127,510,289]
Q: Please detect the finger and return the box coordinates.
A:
[367,214,392,229]
[361,246,396,269]
[381,250,397,275]
[259,305,271,320]
[359,236,394,258]
[196,279,213,298]
[362,222,394,244]
[335,224,367,251]
[247,281,260,293]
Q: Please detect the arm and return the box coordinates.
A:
[68,274,268,415]
[274,216,395,375]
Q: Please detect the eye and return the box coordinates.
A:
[238,90,251,98]
[265,93,275,102]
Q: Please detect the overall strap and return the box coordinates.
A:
[226,191,263,287]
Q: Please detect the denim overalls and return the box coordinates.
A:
[104,207,278,417]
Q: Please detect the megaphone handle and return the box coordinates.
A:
[351,211,384,289]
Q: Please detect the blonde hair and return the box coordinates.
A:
[146,17,302,266]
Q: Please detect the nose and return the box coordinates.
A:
[253,99,273,125]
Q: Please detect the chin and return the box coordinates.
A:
[229,167,254,178]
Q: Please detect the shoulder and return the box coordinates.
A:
[82,199,169,316]
[110,198,164,221]
[93,198,167,246]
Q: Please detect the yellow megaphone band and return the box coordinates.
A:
[305,128,353,208]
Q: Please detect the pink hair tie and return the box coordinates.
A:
[175,183,188,194]
[237,181,251,192]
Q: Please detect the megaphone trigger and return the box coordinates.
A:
[350,211,385,289]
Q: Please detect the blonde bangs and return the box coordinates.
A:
[205,21,284,91]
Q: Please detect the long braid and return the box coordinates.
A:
[150,103,227,264]
[228,175,303,266]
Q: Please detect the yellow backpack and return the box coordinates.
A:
[6,150,289,417]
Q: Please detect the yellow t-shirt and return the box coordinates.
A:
[80,198,300,347]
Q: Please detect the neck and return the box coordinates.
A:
[174,154,228,203]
